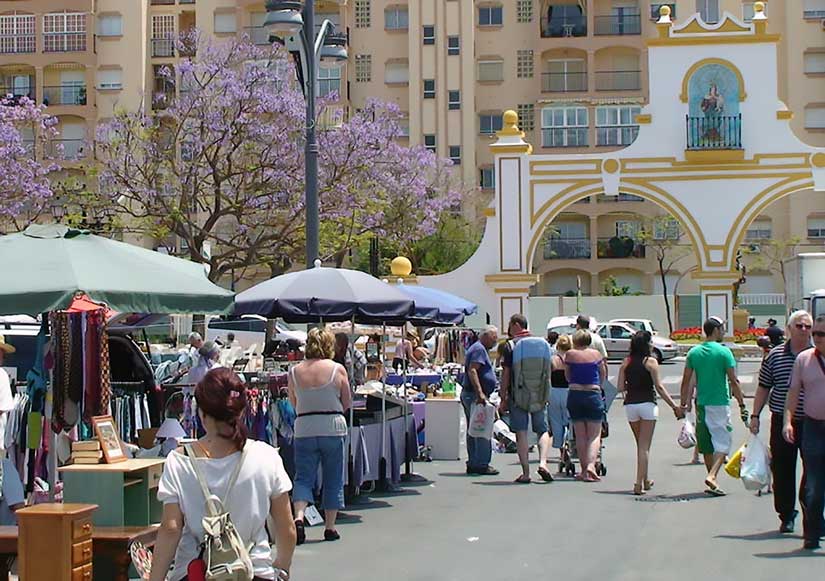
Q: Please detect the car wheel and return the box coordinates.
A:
[653,348,663,364]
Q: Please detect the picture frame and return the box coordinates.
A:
[92,415,127,464]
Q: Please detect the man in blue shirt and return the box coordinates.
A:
[461,325,499,475]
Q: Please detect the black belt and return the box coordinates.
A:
[297,411,345,418]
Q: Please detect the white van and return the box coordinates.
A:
[206,315,307,351]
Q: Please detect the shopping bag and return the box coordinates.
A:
[468,402,495,440]
[740,435,770,491]
[677,415,697,449]
[725,443,746,478]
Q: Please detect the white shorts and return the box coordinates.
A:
[624,402,659,422]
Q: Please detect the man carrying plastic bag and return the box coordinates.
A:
[741,435,770,492]
[460,326,500,476]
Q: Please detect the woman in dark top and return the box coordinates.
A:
[616,331,682,495]
[548,335,571,454]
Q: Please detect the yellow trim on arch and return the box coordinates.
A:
[679,58,748,103]
[648,33,780,47]
[529,180,602,228]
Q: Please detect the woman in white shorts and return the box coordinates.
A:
[617,331,683,495]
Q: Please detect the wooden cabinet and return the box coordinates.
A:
[59,459,166,527]
[18,503,98,581]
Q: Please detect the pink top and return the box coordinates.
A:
[790,350,825,420]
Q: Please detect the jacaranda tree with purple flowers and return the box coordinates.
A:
[95,36,462,283]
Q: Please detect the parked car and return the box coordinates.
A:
[609,319,662,336]
[595,322,678,362]
[206,315,307,351]
[545,315,597,337]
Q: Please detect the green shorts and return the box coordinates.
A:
[696,404,732,455]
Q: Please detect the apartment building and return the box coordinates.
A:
[1,0,823,297]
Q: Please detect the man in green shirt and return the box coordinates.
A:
[679,317,747,496]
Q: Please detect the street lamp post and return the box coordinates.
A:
[266,0,348,270]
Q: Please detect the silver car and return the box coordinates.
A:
[595,322,678,362]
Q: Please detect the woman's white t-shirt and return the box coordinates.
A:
[157,440,292,581]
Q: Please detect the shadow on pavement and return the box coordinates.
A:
[344,498,393,511]
[754,549,825,559]
[716,530,785,542]
[438,472,471,477]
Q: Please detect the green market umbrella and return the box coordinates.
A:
[0,224,234,315]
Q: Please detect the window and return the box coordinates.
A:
[424,134,436,152]
[554,221,587,240]
[808,218,825,238]
[742,2,767,21]
[805,105,825,129]
[479,113,503,134]
[544,59,586,92]
[745,219,771,240]
[44,12,87,52]
[213,12,236,34]
[616,220,641,238]
[384,61,409,84]
[448,90,460,110]
[541,106,588,147]
[449,145,461,165]
[517,50,534,79]
[97,14,122,37]
[97,69,123,90]
[385,7,409,30]
[398,117,410,137]
[355,54,372,82]
[477,59,504,82]
[151,14,175,57]
[803,0,825,18]
[318,66,341,98]
[595,105,641,146]
[653,217,680,240]
[423,25,435,45]
[0,13,36,53]
[355,0,371,28]
[650,3,676,19]
[804,52,825,74]
[448,36,460,55]
[517,0,534,22]
[478,5,503,26]
[480,167,495,190]
[424,79,435,99]
[517,103,535,132]
[696,0,719,23]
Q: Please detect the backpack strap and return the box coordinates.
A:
[186,443,248,518]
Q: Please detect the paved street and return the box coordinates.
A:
[297,360,824,581]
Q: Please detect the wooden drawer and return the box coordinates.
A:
[72,517,93,541]
[72,539,93,566]
[72,563,93,581]
[147,463,163,489]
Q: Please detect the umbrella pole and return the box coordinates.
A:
[348,316,355,497]
[380,323,388,489]
[402,325,411,478]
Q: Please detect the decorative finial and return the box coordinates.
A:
[496,110,524,138]
[753,1,766,20]
[313,258,322,268]
[390,256,413,277]
[657,4,672,23]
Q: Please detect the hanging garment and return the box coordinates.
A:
[99,327,112,416]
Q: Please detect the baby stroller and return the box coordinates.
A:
[559,380,619,477]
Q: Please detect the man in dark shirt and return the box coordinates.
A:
[461,326,499,475]
[766,318,785,347]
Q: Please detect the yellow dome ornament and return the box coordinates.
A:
[390,256,413,277]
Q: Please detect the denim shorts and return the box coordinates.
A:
[567,389,605,422]
[509,405,549,434]
[293,435,346,510]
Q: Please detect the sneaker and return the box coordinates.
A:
[479,466,500,476]
[803,539,820,550]
[324,529,341,542]
[780,513,797,534]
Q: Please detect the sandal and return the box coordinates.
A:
[294,519,306,545]
[514,475,531,484]
[705,487,726,497]
[633,483,645,496]
[537,467,554,482]
[644,480,654,491]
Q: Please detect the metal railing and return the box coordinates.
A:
[43,32,87,53]
[544,238,591,259]
[541,127,588,148]
[738,294,785,306]
[686,114,742,150]
[596,193,644,203]
[541,17,587,37]
[542,71,587,92]
[42,85,87,106]
[244,26,271,46]
[150,0,176,5]
[151,38,175,57]
[595,70,641,91]
[597,237,646,258]
[48,139,86,160]
[594,14,642,35]
[0,35,36,54]
[0,87,35,102]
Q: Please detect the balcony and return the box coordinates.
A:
[597,237,645,259]
[244,26,271,46]
[151,0,176,4]
[544,238,591,259]
[48,139,85,160]
[686,114,742,150]
[542,72,587,92]
[42,85,87,106]
[0,35,36,54]
[151,38,175,58]
[542,127,588,148]
[595,70,641,91]
[44,32,87,53]
[541,16,587,38]
[595,193,644,203]
[594,14,641,35]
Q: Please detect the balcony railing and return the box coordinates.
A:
[42,85,87,106]
[597,237,646,259]
[542,72,587,92]
[0,86,35,103]
[595,70,641,91]
[0,35,36,54]
[48,138,86,160]
[541,17,587,38]
[44,32,87,53]
[594,14,642,35]
[542,127,588,148]
[544,238,591,259]
[151,0,176,5]
[596,193,645,203]
[244,26,271,46]
[151,38,175,57]
[686,114,742,150]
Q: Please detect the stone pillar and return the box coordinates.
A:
[589,215,598,260]
[696,276,738,339]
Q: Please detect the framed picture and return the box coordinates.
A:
[92,415,126,463]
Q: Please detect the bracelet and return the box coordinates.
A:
[274,567,290,581]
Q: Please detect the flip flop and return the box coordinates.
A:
[537,467,554,482]
[704,487,727,497]
[514,475,531,484]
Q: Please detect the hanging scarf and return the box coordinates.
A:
[99,325,112,416]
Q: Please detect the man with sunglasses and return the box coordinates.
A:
[784,315,825,550]
[751,311,812,534]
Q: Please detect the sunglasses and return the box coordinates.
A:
[813,331,825,338]
[796,324,813,330]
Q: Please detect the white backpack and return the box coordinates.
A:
[186,444,255,581]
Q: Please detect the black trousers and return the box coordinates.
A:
[770,413,806,521]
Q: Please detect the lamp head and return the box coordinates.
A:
[319,32,348,70]
[265,0,304,36]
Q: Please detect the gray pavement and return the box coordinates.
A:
[296,392,823,581]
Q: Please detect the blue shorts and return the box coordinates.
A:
[567,390,604,422]
[547,388,570,448]
[510,405,549,434]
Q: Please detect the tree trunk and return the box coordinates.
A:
[659,258,674,335]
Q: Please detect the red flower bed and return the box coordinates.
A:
[672,327,767,343]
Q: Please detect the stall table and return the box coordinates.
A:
[425,397,462,460]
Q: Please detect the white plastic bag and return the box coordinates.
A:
[678,415,697,449]
[468,402,495,440]
[740,434,770,491]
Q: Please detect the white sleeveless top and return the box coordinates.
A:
[291,363,347,438]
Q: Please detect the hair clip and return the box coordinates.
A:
[229,390,240,398]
